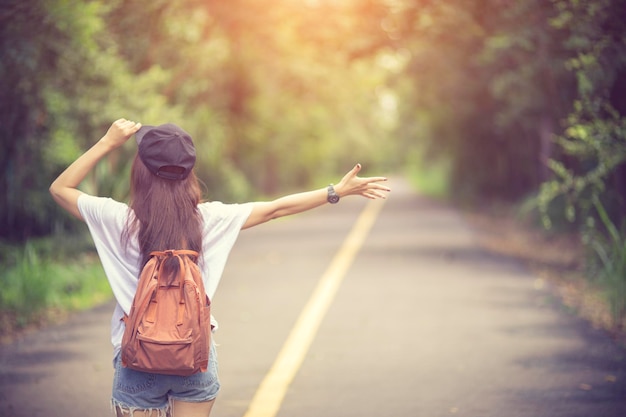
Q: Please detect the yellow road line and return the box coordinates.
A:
[242,199,386,417]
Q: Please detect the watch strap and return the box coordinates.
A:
[327,184,340,204]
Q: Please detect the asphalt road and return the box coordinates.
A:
[1,178,625,417]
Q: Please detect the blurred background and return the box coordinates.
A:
[1,0,625,338]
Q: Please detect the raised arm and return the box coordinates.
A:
[242,163,390,230]
[49,119,141,220]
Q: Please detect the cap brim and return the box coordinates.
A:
[135,125,156,145]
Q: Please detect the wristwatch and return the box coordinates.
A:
[327,184,340,204]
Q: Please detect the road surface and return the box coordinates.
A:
[1,178,625,417]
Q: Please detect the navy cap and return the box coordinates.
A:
[135,123,196,180]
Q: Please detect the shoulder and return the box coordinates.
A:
[198,201,253,219]
[78,194,130,223]
[197,201,253,230]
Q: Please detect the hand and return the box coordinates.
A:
[100,118,142,149]
[335,164,390,200]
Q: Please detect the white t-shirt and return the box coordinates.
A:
[77,194,253,355]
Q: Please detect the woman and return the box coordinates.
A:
[49,118,390,417]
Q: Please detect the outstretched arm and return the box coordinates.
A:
[242,163,390,230]
[49,119,142,220]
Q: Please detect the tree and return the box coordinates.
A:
[539,0,626,228]
[0,0,184,241]
[0,0,107,240]
[377,0,576,200]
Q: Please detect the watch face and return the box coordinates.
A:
[327,185,340,204]
[328,193,340,204]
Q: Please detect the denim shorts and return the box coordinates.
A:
[111,341,220,416]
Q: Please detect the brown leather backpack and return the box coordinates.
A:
[121,250,211,376]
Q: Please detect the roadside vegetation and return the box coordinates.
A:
[1,0,624,341]
[0,237,111,341]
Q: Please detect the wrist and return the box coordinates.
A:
[333,182,347,198]
[327,184,341,204]
[97,135,120,153]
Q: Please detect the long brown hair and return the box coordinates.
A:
[123,154,203,268]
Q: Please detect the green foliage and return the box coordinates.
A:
[1,244,50,324]
[4,0,623,238]
[585,198,626,326]
[0,0,174,240]
[538,103,626,228]
[378,0,626,328]
[3,0,626,328]
[535,0,626,327]
[404,148,451,199]
[384,0,574,201]
[537,0,626,227]
[0,239,111,330]
[0,0,85,239]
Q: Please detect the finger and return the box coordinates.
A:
[365,184,389,197]
[359,182,389,195]
[370,182,391,192]
[363,176,388,183]
[123,120,141,130]
[364,191,386,200]
[367,191,387,200]
[113,120,129,130]
[128,123,141,135]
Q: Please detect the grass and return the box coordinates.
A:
[0,239,112,342]
[588,197,626,330]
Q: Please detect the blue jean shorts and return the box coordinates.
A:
[111,341,220,415]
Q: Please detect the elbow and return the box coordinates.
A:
[49,180,62,202]
[49,181,58,199]
[262,208,282,224]
[268,206,294,222]
[48,179,70,206]
[244,203,284,229]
